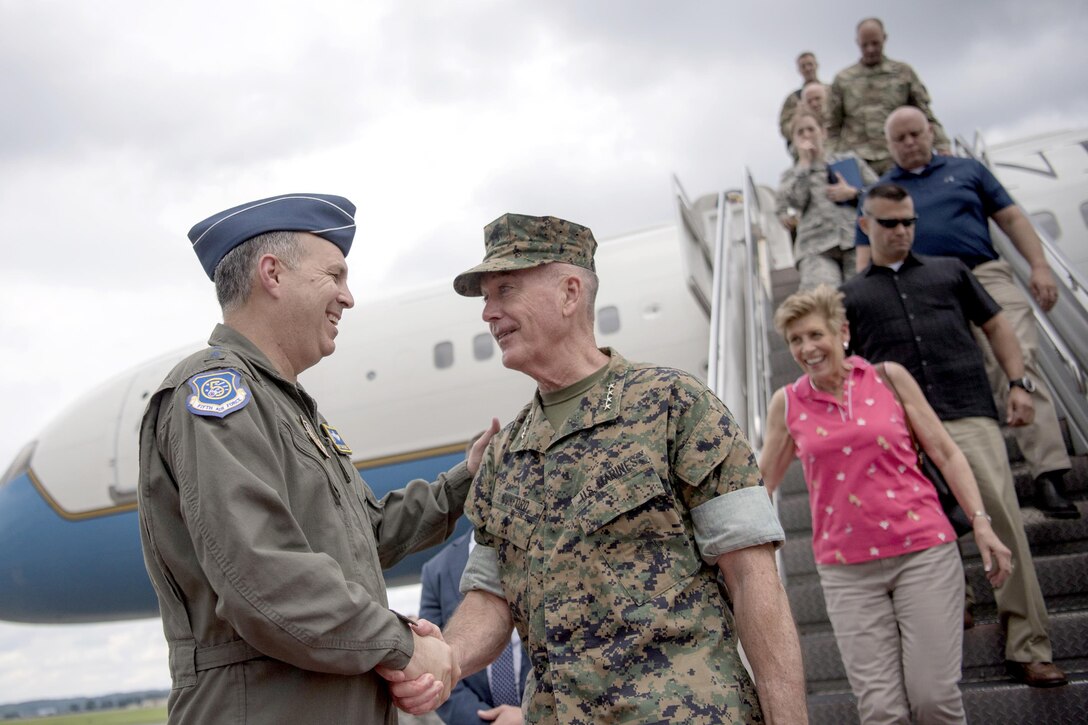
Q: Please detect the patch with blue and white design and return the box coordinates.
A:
[321,423,353,455]
[185,369,251,418]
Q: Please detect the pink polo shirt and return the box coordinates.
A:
[784,356,955,565]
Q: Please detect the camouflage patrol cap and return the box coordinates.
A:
[453,213,597,297]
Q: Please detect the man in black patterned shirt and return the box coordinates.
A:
[841,182,1066,687]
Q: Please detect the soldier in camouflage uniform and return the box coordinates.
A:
[777,51,829,156]
[827,17,950,175]
[382,214,808,723]
[776,109,879,289]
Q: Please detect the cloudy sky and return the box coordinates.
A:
[1,0,1085,705]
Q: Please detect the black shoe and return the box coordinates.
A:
[1034,476,1080,519]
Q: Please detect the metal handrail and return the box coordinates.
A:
[954,134,1088,453]
[679,171,789,594]
[708,191,728,401]
[956,133,1088,302]
[741,169,775,452]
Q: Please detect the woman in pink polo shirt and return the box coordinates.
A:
[760,285,1012,725]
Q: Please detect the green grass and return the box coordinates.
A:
[6,705,167,725]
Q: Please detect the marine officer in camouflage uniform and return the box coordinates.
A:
[138,193,498,724]
[382,214,808,723]
[827,17,950,175]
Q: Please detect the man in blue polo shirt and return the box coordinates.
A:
[855,106,1079,519]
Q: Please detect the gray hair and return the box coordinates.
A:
[215,230,304,311]
[547,262,599,324]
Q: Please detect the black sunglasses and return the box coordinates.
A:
[872,216,918,229]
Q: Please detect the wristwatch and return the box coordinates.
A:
[1009,376,1037,393]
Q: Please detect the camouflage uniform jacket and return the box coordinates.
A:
[775,150,878,260]
[138,323,471,725]
[778,82,831,144]
[827,56,949,173]
[467,350,779,724]
[778,88,802,145]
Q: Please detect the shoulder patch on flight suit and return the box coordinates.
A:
[321,423,353,455]
[184,368,251,418]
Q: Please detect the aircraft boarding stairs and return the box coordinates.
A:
[674,162,1088,722]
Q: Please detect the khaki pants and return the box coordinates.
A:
[971,258,1071,478]
[943,416,1052,662]
[818,543,966,725]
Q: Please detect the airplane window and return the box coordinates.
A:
[434,341,454,369]
[1030,211,1061,241]
[598,305,621,335]
[473,333,494,360]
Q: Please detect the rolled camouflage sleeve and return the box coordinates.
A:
[670,387,784,561]
[691,485,784,563]
[458,542,505,598]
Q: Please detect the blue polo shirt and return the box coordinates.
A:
[855,155,1015,269]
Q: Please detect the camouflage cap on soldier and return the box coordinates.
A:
[453,213,597,297]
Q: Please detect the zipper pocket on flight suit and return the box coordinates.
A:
[281,419,370,578]
[281,420,342,506]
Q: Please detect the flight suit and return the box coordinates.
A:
[138,323,470,724]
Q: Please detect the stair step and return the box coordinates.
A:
[774,455,1088,511]
[770,432,1088,503]
[807,670,1088,725]
[960,503,1088,557]
[777,460,808,497]
[781,502,1088,578]
[799,610,1088,685]
[787,551,1088,628]
[1012,455,1088,500]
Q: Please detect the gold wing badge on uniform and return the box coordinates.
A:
[185,369,251,418]
[321,423,353,455]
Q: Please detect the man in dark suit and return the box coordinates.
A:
[420,531,528,724]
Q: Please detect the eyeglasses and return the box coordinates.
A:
[872,216,918,229]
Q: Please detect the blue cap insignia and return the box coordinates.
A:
[321,423,353,455]
[185,369,251,418]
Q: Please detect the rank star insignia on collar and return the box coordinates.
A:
[321,423,353,455]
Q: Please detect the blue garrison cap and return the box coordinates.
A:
[188,193,356,279]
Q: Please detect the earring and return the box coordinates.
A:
[843,341,849,350]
